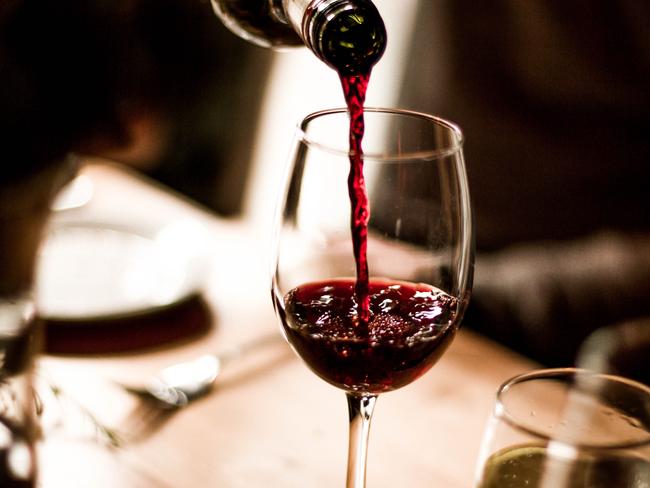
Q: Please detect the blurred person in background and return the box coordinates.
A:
[1,0,267,211]
[400,1,650,367]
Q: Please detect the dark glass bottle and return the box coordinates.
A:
[211,0,387,73]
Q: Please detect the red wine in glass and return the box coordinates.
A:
[278,278,459,393]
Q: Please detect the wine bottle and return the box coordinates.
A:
[211,0,387,73]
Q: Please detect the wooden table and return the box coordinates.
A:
[36,162,535,487]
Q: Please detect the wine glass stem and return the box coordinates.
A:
[346,392,377,488]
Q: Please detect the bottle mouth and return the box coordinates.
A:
[303,0,387,74]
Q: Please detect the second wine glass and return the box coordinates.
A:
[271,108,473,487]
[474,368,650,488]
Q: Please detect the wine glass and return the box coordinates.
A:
[271,108,473,487]
[474,368,650,488]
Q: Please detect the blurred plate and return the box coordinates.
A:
[36,219,208,321]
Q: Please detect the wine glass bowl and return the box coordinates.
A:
[271,108,473,486]
[272,108,472,393]
[280,277,459,394]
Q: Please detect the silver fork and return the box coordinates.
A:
[124,332,283,409]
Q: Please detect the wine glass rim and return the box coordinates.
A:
[495,367,650,450]
[296,107,464,161]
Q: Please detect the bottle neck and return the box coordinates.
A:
[211,0,385,71]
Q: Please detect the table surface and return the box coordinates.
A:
[36,162,536,488]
